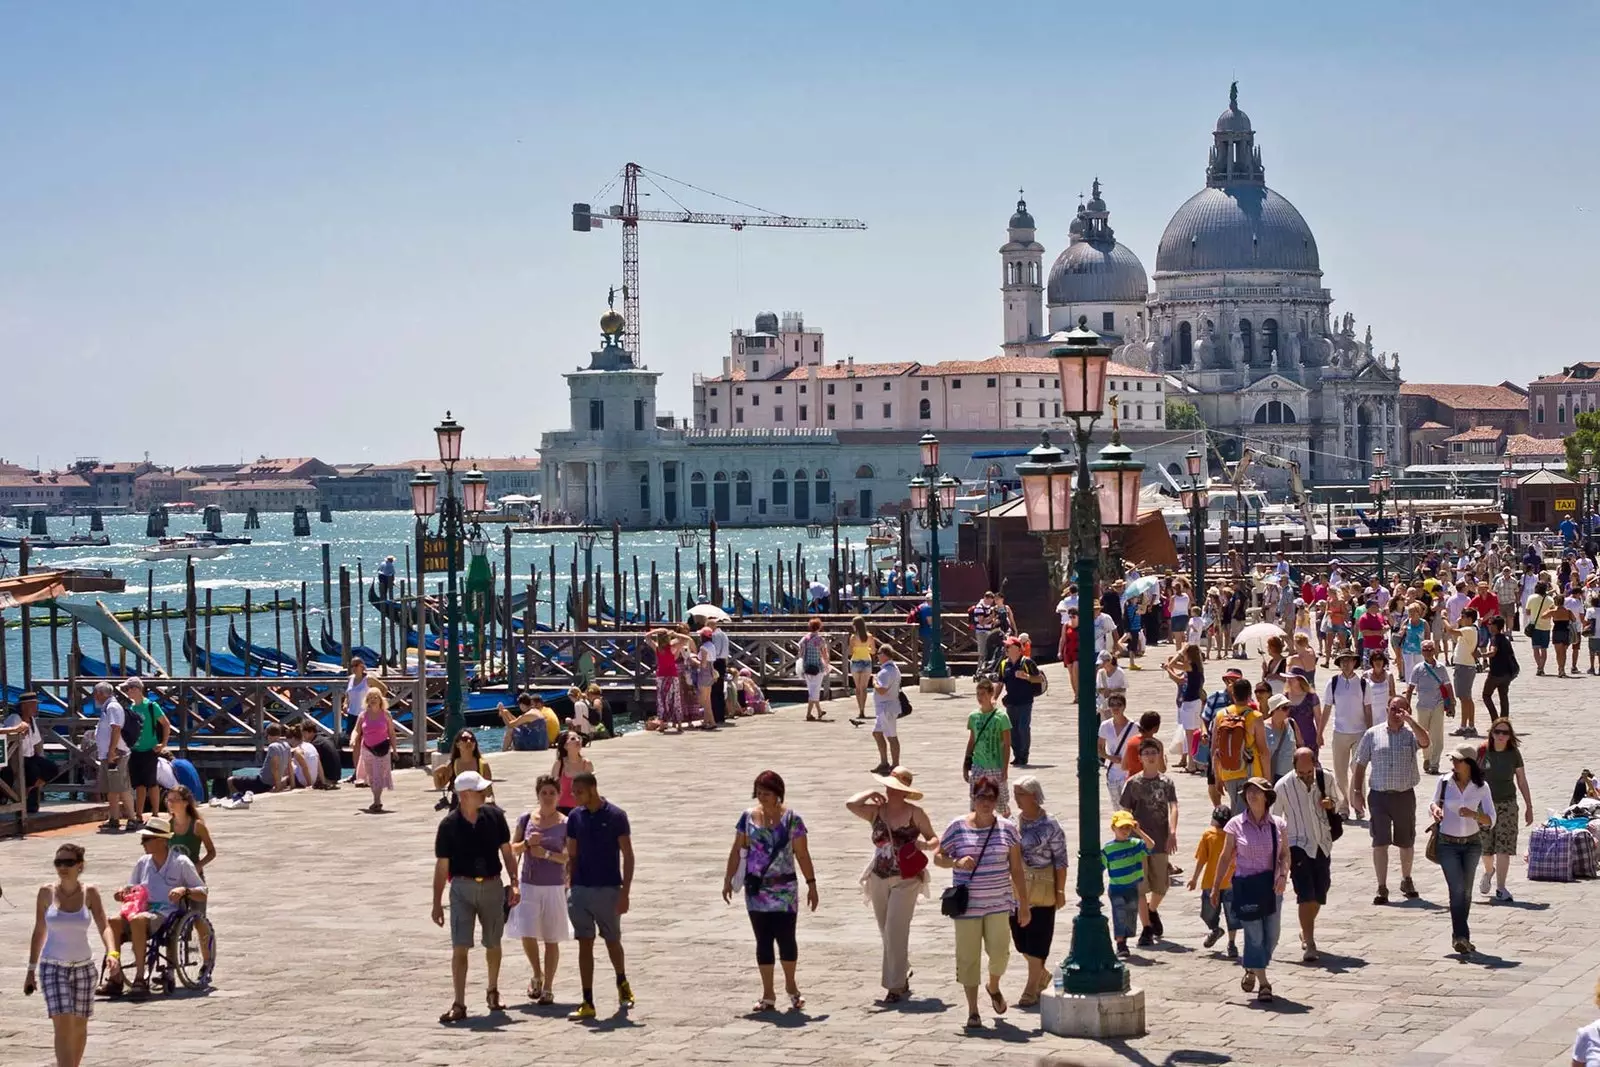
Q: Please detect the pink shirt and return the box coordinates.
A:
[1224,811,1286,877]
[359,709,390,747]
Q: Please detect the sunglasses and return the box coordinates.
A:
[53,858,80,868]
[1492,729,1511,736]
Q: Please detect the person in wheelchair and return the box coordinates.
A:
[96,816,210,997]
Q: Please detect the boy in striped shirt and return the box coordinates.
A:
[1103,810,1156,958]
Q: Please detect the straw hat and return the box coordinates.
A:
[138,815,173,840]
[871,766,924,800]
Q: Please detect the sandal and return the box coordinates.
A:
[988,986,1007,1015]
[527,979,542,1001]
[789,992,805,1011]
[1017,991,1040,1008]
[128,978,150,999]
[1240,971,1257,993]
[964,1012,984,1029]
[752,997,776,1013]
[439,1002,467,1024]
[882,990,904,1004]
[486,989,506,1012]
[1257,982,1274,1002]
[538,989,555,1005]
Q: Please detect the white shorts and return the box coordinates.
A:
[504,882,570,943]
[874,704,898,737]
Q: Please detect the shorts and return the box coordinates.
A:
[1367,788,1417,849]
[1170,614,1189,636]
[505,882,570,942]
[1289,845,1332,904]
[1589,637,1600,655]
[101,759,131,796]
[448,877,507,949]
[567,885,622,942]
[850,659,872,673]
[1141,852,1171,891]
[1553,621,1572,644]
[1329,624,1350,640]
[39,960,95,1018]
[1452,664,1475,695]
[873,704,898,737]
[1530,628,1550,649]
[127,749,161,789]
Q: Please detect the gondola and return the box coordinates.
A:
[0,533,111,550]
[319,622,384,668]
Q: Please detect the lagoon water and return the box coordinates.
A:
[3,511,889,684]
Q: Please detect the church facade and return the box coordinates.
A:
[1000,85,1402,488]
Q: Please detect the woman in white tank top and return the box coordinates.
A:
[25,842,116,1066]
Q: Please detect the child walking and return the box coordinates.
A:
[1103,810,1155,958]
[1189,805,1240,958]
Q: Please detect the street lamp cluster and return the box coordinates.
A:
[907,433,959,680]
[1368,445,1392,582]
[1178,447,1207,606]
[1580,449,1597,547]
[409,412,487,747]
[1013,317,1144,997]
[1499,455,1519,549]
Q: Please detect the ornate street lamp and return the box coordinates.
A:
[1582,454,1595,542]
[1499,456,1518,549]
[908,433,958,681]
[1182,447,1207,604]
[412,412,478,747]
[1369,446,1392,582]
[1032,316,1128,999]
[676,526,699,548]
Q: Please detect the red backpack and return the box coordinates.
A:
[1213,709,1250,775]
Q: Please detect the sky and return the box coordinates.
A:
[2,1,1596,470]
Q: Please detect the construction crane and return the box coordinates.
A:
[1231,446,1316,533]
[573,162,867,360]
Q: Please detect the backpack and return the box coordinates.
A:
[1213,710,1250,775]
[1021,657,1047,696]
[120,700,145,750]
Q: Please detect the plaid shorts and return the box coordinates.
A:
[40,960,95,1018]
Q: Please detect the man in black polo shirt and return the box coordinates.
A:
[565,771,635,1021]
[432,771,518,1023]
[999,636,1045,767]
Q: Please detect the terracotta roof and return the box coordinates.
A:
[1531,363,1600,386]
[1399,383,1528,410]
[1415,421,1451,431]
[194,479,318,492]
[0,473,89,488]
[463,456,542,471]
[1503,434,1567,459]
[1443,426,1505,444]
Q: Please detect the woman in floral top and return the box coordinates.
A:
[1009,775,1069,1007]
[722,770,818,1012]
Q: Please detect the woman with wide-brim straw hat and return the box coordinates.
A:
[1211,776,1289,1002]
[846,766,936,1003]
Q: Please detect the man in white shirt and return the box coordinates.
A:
[91,681,134,831]
[869,643,903,776]
[101,816,209,995]
[1443,585,1470,661]
[1,692,58,814]
[1055,585,1078,625]
[1323,652,1372,817]
[1274,747,1339,962]
[1093,609,1119,657]
[289,735,326,789]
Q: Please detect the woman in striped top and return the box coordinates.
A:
[934,778,1028,1030]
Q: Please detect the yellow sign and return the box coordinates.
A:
[1555,498,1577,513]
[420,536,463,574]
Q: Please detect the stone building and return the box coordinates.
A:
[1527,362,1600,438]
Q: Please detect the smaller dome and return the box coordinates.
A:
[753,311,779,333]
[1215,105,1252,133]
[1009,196,1035,230]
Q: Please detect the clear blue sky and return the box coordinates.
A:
[2,1,1595,469]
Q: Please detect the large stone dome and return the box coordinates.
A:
[1047,240,1149,305]
[1155,185,1320,274]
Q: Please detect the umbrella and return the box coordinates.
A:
[807,581,829,600]
[1122,575,1160,601]
[1234,621,1287,648]
[687,603,731,624]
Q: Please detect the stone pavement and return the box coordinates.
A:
[4,654,1600,1067]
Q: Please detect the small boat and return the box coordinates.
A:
[864,519,896,547]
[137,537,230,561]
[0,533,111,550]
[183,530,253,546]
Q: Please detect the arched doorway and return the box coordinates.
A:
[855,464,874,518]
[793,469,811,520]
[713,471,730,522]
[1178,321,1193,366]
[1357,404,1374,473]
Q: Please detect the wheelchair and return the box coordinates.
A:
[99,900,215,996]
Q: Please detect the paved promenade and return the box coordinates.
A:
[4,656,1600,1066]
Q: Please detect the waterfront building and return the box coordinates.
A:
[1527,362,1600,438]
[1401,382,1528,465]
[132,468,207,509]
[67,460,156,508]
[190,478,320,513]
[0,471,90,512]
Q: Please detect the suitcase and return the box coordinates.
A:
[1528,825,1575,882]
[1574,824,1600,879]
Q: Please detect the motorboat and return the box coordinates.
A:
[183,530,253,546]
[136,537,230,561]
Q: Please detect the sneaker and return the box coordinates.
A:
[1203,928,1224,948]
[1478,870,1493,896]
[125,818,146,831]
[1400,877,1419,900]
[1493,887,1514,903]
[1115,939,1130,959]
[1148,910,1164,939]
[1136,929,1155,948]
[616,978,635,1008]
[1226,942,1238,959]
[568,1001,596,1021]
[241,792,254,805]
[1452,937,1469,955]
[1373,886,1389,905]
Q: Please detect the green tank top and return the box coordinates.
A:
[169,826,203,864]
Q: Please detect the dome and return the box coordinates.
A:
[1008,196,1035,230]
[1155,185,1320,274]
[1047,240,1149,305]
[1215,105,1252,133]
[753,311,779,333]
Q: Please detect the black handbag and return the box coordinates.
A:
[367,738,391,758]
[1230,822,1279,921]
[941,820,998,917]
[1316,769,1344,842]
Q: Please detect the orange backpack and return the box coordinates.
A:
[1213,709,1250,775]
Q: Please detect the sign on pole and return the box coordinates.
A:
[420,536,463,574]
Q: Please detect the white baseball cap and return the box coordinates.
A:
[453,770,494,794]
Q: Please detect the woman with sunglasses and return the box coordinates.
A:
[24,843,116,1067]
[1477,717,1534,903]
[433,731,494,809]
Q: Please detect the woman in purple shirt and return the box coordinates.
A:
[506,775,570,1004]
[1211,776,1289,1002]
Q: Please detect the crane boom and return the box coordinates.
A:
[573,162,867,360]
[1232,446,1315,532]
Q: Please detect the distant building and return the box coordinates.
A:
[1503,433,1567,467]
[314,466,401,511]
[132,469,207,509]
[234,457,339,481]
[68,460,156,508]
[190,479,320,513]
[1400,382,1528,464]
[1527,363,1600,438]
[0,472,91,512]
[1440,426,1505,464]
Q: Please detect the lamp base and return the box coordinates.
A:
[1039,985,1146,1039]
[917,676,957,694]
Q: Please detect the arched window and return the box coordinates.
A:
[1239,318,1254,364]
[855,464,875,479]
[689,471,707,509]
[770,468,788,506]
[1178,321,1193,365]
[1029,262,1039,285]
[1262,318,1279,362]
[813,468,830,505]
[638,472,650,510]
[1253,401,1296,424]
[734,470,752,506]
[918,398,931,420]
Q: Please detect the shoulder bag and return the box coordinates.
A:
[941,820,999,917]
[1020,817,1060,907]
[1315,768,1343,842]
[963,710,1001,775]
[1230,820,1280,921]
[1424,778,1445,864]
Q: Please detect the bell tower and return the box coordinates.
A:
[1000,191,1044,347]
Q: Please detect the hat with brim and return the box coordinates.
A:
[139,815,173,840]
[1334,650,1362,666]
[1266,694,1292,713]
[1110,810,1138,830]
[871,766,924,800]
[1450,743,1481,765]
[453,770,495,794]
[1242,776,1277,806]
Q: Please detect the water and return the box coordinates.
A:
[2,511,890,684]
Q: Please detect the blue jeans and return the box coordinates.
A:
[1108,883,1141,939]
[1437,838,1482,941]
[1239,895,1282,970]
[1006,700,1033,765]
[1200,886,1240,933]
